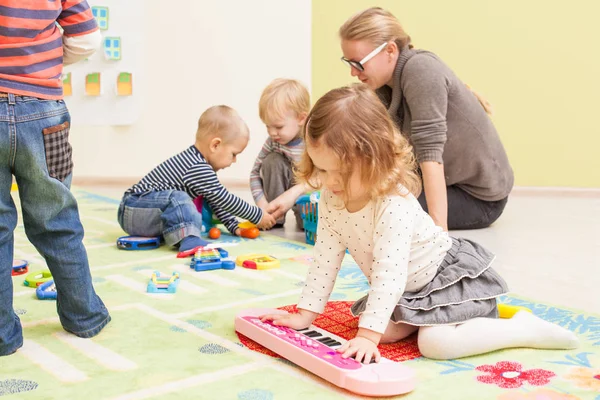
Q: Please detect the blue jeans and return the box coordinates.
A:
[118,190,203,246]
[0,93,110,356]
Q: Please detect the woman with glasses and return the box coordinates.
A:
[339,7,514,231]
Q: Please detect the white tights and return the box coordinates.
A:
[380,311,579,360]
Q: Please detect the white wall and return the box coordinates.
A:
[69,0,312,184]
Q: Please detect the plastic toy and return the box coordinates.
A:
[498,304,532,318]
[240,227,260,239]
[235,254,280,270]
[208,227,221,239]
[235,308,416,397]
[194,196,220,232]
[24,270,52,287]
[296,192,320,245]
[238,221,257,229]
[176,243,215,258]
[36,280,57,300]
[190,248,235,271]
[195,197,256,234]
[147,271,180,293]
[12,259,29,276]
[117,235,160,250]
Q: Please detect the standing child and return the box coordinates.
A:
[0,0,111,356]
[250,79,310,228]
[118,106,276,253]
[261,84,578,363]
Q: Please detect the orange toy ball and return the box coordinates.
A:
[240,227,260,239]
[208,227,221,239]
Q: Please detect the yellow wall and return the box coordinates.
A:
[313,0,600,187]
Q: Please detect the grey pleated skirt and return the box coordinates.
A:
[351,237,509,326]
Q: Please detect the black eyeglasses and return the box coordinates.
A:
[340,42,388,72]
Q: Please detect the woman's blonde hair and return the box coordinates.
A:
[339,7,412,50]
[341,7,494,116]
[296,84,421,202]
[258,78,310,125]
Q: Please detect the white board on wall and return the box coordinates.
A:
[63,0,143,126]
[68,0,312,181]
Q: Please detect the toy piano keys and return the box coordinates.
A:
[235,308,416,397]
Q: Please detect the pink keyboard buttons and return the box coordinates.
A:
[245,317,361,370]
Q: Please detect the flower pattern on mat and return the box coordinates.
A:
[187,320,212,329]
[497,388,581,400]
[0,379,38,396]
[198,343,230,354]
[289,255,313,266]
[565,366,600,391]
[338,259,368,290]
[549,352,593,368]
[169,326,186,333]
[237,389,274,400]
[475,361,556,388]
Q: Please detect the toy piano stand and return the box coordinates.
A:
[190,248,235,272]
[235,308,416,397]
[36,279,57,300]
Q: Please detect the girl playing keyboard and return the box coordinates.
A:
[261,84,578,364]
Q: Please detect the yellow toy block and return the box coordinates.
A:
[238,221,257,229]
[498,304,532,319]
[235,254,280,270]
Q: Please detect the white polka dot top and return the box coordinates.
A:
[297,187,452,334]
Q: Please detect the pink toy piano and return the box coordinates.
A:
[235,308,416,397]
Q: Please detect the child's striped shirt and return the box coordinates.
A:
[0,0,98,99]
[128,146,263,234]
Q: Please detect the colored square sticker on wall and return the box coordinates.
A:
[92,6,109,30]
[85,73,101,96]
[62,72,72,96]
[104,37,121,60]
[117,72,132,96]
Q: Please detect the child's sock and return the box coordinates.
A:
[179,236,209,252]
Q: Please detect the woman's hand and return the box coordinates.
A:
[420,161,449,231]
